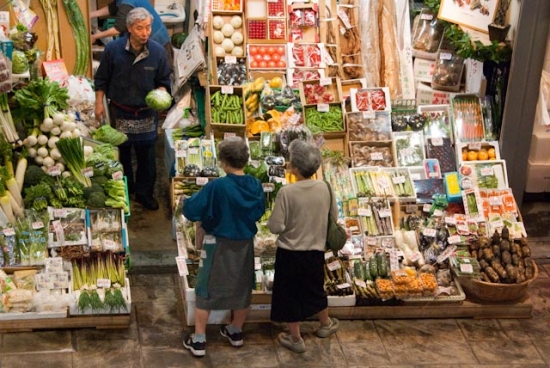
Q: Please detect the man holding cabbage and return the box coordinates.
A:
[94,7,172,210]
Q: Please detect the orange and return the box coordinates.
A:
[477,149,489,160]
[269,77,283,88]
[487,147,496,159]
[467,150,478,161]
[462,149,468,161]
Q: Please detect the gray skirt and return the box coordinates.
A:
[195,236,254,310]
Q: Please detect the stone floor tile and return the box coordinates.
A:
[75,323,139,342]
[139,325,187,350]
[456,319,509,340]
[528,280,550,318]
[194,343,281,368]
[469,339,545,364]
[0,352,72,368]
[141,347,197,368]
[496,319,535,340]
[203,322,273,346]
[72,339,141,368]
[458,365,548,368]
[129,273,175,287]
[335,320,380,343]
[374,319,465,344]
[1,330,73,353]
[130,284,179,304]
[274,333,346,367]
[135,302,182,326]
[413,365,460,368]
[340,341,391,366]
[383,339,476,365]
[532,339,550,364]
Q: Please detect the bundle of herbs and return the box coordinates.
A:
[71,252,127,313]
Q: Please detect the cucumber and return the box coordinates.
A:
[363,262,373,281]
[354,260,365,280]
[377,252,388,278]
[369,255,378,279]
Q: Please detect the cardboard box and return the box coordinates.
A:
[529,129,550,164]
[416,82,460,106]
[526,160,550,193]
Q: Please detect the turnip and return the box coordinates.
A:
[53,112,65,125]
[43,156,55,167]
[42,117,54,130]
[37,146,49,158]
[48,136,60,149]
[83,145,94,159]
[34,156,44,165]
[28,147,37,158]
[50,147,62,160]
[62,171,72,178]
[60,131,73,139]
[37,135,49,146]
[72,128,81,138]
[60,121,72,132]
[39,122,51,133]
[55,162,65,173]
[50,126,61,136]
[67,112,76,122]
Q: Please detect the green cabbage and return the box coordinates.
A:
[145,89,172,111]
[91,125,128,146]
[12,50,29,74]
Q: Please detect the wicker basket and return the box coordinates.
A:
[458,260,538,303]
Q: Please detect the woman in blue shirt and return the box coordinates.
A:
[182,137,265,357]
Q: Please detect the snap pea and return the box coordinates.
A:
[304,105,344,133]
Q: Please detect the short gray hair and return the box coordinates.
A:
[289,140,321,178]
[126,7,153,27]
[218,137,249,169]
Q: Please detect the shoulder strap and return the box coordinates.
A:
[325,180,333,218]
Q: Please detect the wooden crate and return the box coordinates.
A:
[299,77,342,105]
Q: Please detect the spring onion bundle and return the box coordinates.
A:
[56,137,92,187]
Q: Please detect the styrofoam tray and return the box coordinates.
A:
[401,279,466,302]
[0,311,67,320]
[328,294,356,307]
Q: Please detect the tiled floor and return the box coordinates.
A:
[1,132,550,367]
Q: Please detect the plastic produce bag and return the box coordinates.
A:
[62,75,95,111]
[162,86,199,129]
[535,70,550,126]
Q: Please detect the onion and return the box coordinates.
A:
[42,118,54,130]
[50,147,62,160]
[60,131,73,139]
[28,147,37,158]
[67,112,76,122]
[34,156,44,165]
[221,23,234,37]
[72,128,81,138]
[26,135,37,147]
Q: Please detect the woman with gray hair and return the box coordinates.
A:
[182,137,265,357]
[268,139,339,353]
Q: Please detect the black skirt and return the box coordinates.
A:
[270,247,328,323]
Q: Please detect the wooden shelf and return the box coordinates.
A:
[0,313,131,333]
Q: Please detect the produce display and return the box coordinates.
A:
[304,105,344,133]
[210,89,244,124]
[350,143,393,167]
[432,50,464,92]
[211,15,245,57]
[351,88,389,112]
[247,45,287,69]
[347,112,391,142]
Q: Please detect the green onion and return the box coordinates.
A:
[56,137,92,187]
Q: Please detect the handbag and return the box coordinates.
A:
[325,181,347,252]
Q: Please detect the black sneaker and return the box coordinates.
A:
[220,325,243,347]
[183,334,205,357]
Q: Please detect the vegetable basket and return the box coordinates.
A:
[457,260,538,303]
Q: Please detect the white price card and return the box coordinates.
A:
[358,208,371,217]
[367,237,377,245]
[176,232,188,258]
[51,220,63,233]
[431,137,443,146]
[97,278,111,288]
[175,149,187,158]
[176,256,189,276]
[491,219,504,228]
[3,228,15,236]
[370,151,383,161]
[389,250,399,271]
[392,175,406,184]
[423,203,432,212]
[354,279,366,288]
[53,208,67,218]
[224,132,236,139]
[480,167,494,176]
[468,142,482,150]
[436,245,456,263]
[460,263,474,274]
[325,251,334,260]
[433,209,444,217]
[320,77,332,86]
[262,183,275,192]
[289,113,301,124]
[489,196,503,206]
[409,252,421,262]
[423,228,437,237]
[196,177,209,186]
[439,52,453,60]
[82,167,94,178]
[112,171,124,181]
[362,110,376,119]
[447,235,461,245]
[221,85,234,94]
[32,221,44,230]
[378,208,391,218]
[327,260,341,271]
[337,9,352,29]
[336,282,351,289]
[420,13,433,20]
[224,55,237,64]
[377,176,390,189]
[317,103,330,112]
[445,216,457,225]
[48,165,61,176]
[103,239,117,251]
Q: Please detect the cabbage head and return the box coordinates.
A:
[91,125,128,146]
[145,89,172,111]
[12,50,29,74]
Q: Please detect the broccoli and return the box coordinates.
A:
[87,191,107,208]
[83,183,105,199]
[91,175,109,187]
[24,165,47,188]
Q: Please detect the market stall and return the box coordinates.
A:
[167,0,538,324]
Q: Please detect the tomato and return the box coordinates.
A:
[263,54,272,61]
[254,53,263,62]
[259,46,268,55]
[277,60,286,68]
[267,46,275,55]
[250,60,259,68]
[249,46,258,55]
[271,53,281,61]
[268,61,277,68]
[277,46,285,55]
[259,61,268,68]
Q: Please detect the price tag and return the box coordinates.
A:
[3,228,15,236]
[176,256,189,276]
[336,282,351,289]
[378,208,391,218]
[457,224,469,234]
[48,165,61,176]
[377,176,390,189]
[436,245,457,263]
[224,132,236,139]
[468,142,482,150]
[400,147,414,157]
[32,221,44,230]
[325,251,334,260]
[97,278,111,288]
[196,177,209,186]
[262,183,275,192]
[447,235,461,245]
[392,175,406,185]
[389,250,399,271]
[221,85,234,94]
[423,204,432,213]
[409,252,421,262]
[175,149,187,158]
[431,137,444,146]
[53,208,67,218]
[362,110,375,119]
[82,167,94,178]
[224,55,237,64]
[439,52,453,60]
[288,113,301,125]
[176,232,187,257]
[327,260,341,271]
[337,9,352,29]
[112,171,123,181]
[423,228,437,237]
[317,103,330,112]
[354,279,366,288]
[491,219,504,228]
[459,263,474,274]
[320,77,332,86]
[102,239,116,251]
[52,220,63,232]
[410,173,421,181]
[339,26,347,35]
[358,208,371,217]
[370,151,383,161]
[480,167,494,176]
[367,237,377,245]
[445,216,457,225]
[188,147,199,155]
[420,13,433,20]
[489,196,503,206]
[433,209,443,217]
[348,226,359,232]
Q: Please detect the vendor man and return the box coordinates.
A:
[94,7,171,210]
